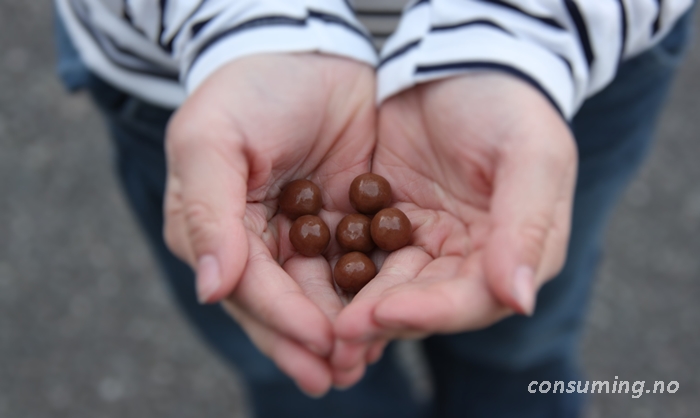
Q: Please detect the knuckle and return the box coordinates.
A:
[183,201,220,255]
[162,218,189,264]
[519,214,551,264]
[162,187,188,260]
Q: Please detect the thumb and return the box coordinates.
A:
[483,135,577,316]
[164,123,250,304]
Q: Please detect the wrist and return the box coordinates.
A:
[184,15,377,95]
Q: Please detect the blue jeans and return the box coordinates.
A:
[56,13,691,418]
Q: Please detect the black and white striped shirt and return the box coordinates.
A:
[56,0,693,118]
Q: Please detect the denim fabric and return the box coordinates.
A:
[57,11,691,418]
[53,13,91,92]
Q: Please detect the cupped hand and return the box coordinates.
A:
[333,72,578,382]
[163,53,376,396]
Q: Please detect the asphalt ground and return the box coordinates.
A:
[1,1,699,417]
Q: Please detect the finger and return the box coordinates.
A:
[284,255,343,321]
[366,340,388,364]
[221,300,332,397]
[331,339,369,371]
[334,247,432,343]
[484,133,577,315]
[332,362,366,390]
[374,254,510,333]
[231,231,334,357]
[164,115,250,304]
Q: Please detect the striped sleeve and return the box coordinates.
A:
[55,0,378,105]
[377,0,694,119]
[171,0,379,92]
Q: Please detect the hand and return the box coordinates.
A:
[332,72,578,383]
[163,53,376,396]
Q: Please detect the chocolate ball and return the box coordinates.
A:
[279,179,323,220]
[349,173,392,215]
[289,215,330,257]
[336,214,374,253]
[334,252,377,293]
[370,208,411,251]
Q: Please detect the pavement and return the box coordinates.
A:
[1,1,698,417]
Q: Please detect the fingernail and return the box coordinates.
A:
[196,255,221,304]
[512,265,536,316]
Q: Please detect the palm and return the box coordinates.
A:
[335,73,577,347]
[230,56,377,325]
[365,121,501,334]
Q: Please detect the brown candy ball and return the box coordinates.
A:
[336,214,374,253]
[289,215,330,257]
[334,252,377,293]
[349,173,392,215]
[279,179,323,220]
[370,208,411,251]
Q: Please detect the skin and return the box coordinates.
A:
[332,72,578,386]
[163,53,376,396]
[163,52,578,394]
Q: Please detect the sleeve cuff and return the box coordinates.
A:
[185,12,378,94]
[378,25,576,119]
